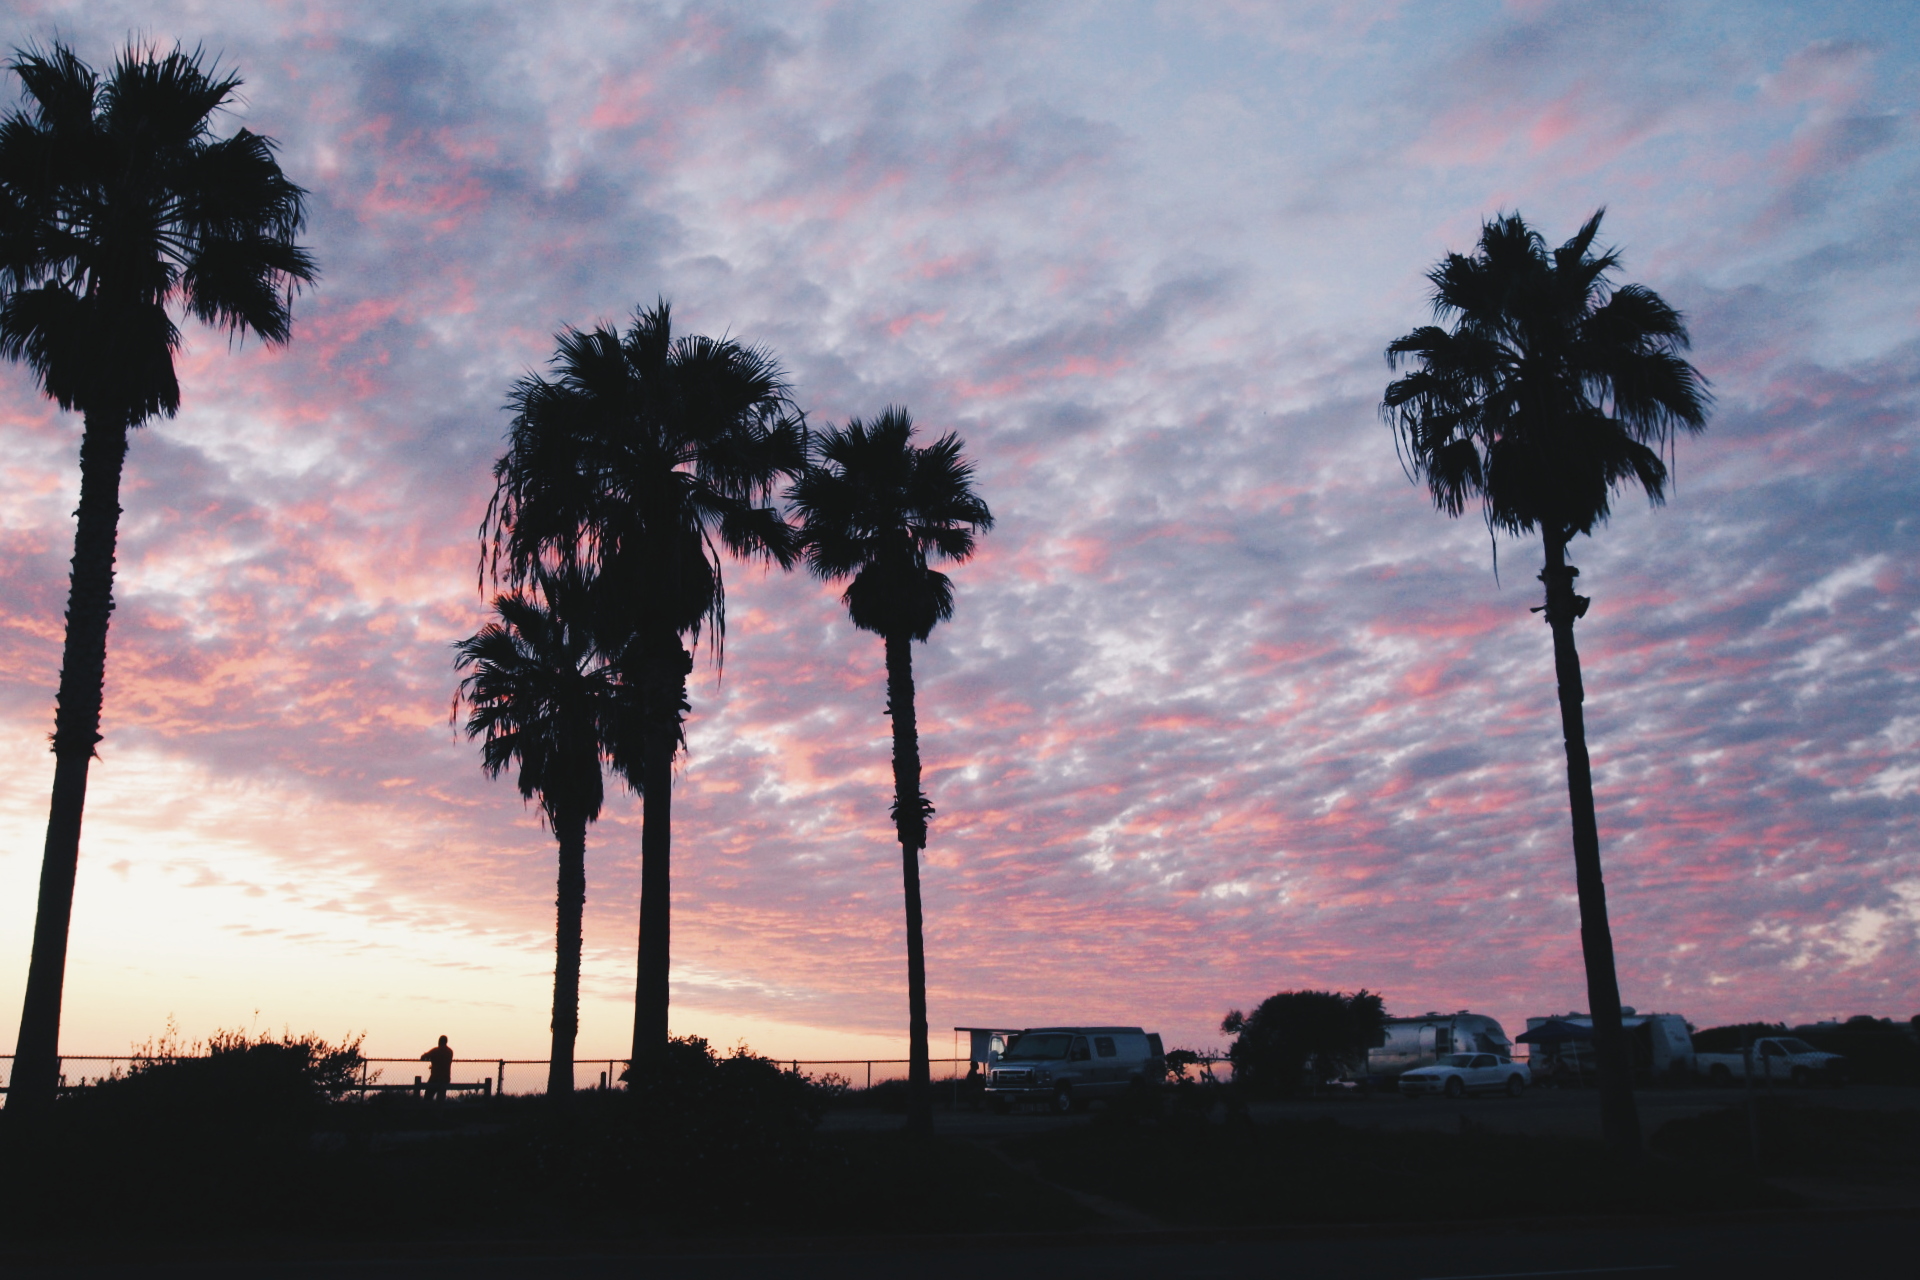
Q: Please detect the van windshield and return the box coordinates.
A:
[1002,1033,1073,1061]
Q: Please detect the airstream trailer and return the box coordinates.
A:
[1359,1011,1514,1086]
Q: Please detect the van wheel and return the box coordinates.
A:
[989,1097,1011,1115]
[1051,1088,1075,1115]
[1505,1076,1525,1098]
[1709,1064,1732,1089]
[1790,1066,1810,1089]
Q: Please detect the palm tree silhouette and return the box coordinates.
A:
[0,44,315,1113]
[455,571,626,1098]
[482,303,804,1069]
[789,409,992,1134]
[1383,210,1709,1154]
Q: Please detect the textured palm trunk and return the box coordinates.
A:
[885,632,933,1136]
[1541,537,1642,1156]
[548,807,588,1099]
[10,414,131,1115]
[630,636,691,1072]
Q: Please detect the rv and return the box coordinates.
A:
[1360,1011,1514,1086]
[1521,1010,1695,1085]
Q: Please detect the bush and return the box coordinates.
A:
[1792,1017,1920,1086]
[55,1027,363,1144]
[1220,990,1385,1097]
[1691,1022,1787,1054]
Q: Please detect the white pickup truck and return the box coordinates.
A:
[1695,1036,1846,1088]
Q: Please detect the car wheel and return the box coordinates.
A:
[1443,1076,1465,1099]
[1790,1066,1810,1089]
[1505,1075,1525,1098]
[1051,1088,1074,1115]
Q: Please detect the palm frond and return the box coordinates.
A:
[1380,208,1709,550]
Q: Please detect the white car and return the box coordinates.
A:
[1398,1052,1530,1099]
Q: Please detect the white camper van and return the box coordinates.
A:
[983,1026,1165,1113]
[1360,1011,1514,1086]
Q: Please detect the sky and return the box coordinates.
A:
[0,0,1915,1069]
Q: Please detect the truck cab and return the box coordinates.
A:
[983,1026,1165,1113]
[1696,1036,1847,1088]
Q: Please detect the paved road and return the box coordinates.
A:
[7,1212,1911,1278]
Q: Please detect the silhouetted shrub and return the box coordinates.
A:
[1792,1017,1920,1086]
[1220,990,1385,1097]
[54,1028,362,1147]
[1690,1022,1787,1054]
[0,1028,366,1238]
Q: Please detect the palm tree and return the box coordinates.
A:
[788,408,993,1134]
[454,571,626,1098]
[1382,210,1709,1154]
[0,44,315,1113]
[482,302,804,1070]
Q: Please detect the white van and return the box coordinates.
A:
[983,1026,1165,1113]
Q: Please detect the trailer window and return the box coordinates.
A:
[1094,1037,1117,1058]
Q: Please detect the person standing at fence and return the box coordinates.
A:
[421,1035,454,1101]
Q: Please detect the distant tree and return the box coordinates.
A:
[482,303,804,1070]
[1382,210,1709,1155]
[788,408,993,1135]
[1221,990,1386,1097]
[0,44,316,1113]
[454,571,626,1097]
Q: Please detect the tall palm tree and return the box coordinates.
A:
[482,302,804,1070]
[0,44,315,1113]
[454,571,626,1098]
[788,408,992,1134]
[1382,210,1709,1155]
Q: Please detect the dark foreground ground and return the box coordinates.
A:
[4,1212,1912,1278]
[3,1078,1914,1275]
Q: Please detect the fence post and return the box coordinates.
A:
[498,1059,505,1097]
[866,1061,872,1091]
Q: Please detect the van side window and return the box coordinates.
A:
[1070,1037,1091,1061]
[1094,1036,1116,1057]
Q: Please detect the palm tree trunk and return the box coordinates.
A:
[548,807,588,1099]
[630,636,691,1072]
[884,632,933,1136]
[1541,537,1641,1156]
[10,415,131,1116]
